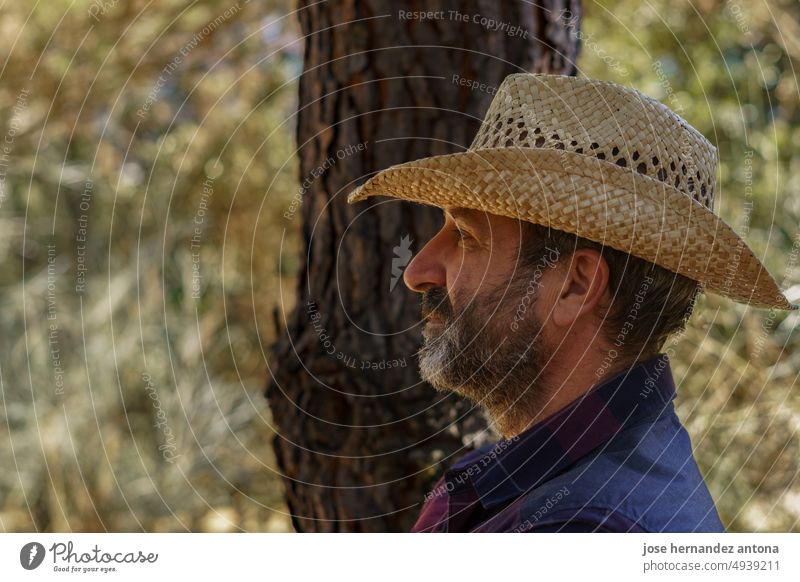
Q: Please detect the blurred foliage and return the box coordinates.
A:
[0,0,798,532]
[0,0,301,531]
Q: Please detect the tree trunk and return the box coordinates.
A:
[265,0,581,532]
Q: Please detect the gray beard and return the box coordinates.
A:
[418,282,553,434]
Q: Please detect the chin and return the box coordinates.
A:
[418,347,479,401]
[418,342,462,390]
[418,345,451,390]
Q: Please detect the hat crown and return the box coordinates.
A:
[469,74,717,210]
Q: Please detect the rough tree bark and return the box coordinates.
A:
[266,0,581,532]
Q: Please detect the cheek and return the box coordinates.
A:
[504,259,558,316]
[535,268,562,309]
[445,252,492,306]
[525,273,559,336]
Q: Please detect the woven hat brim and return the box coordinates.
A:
[347,148,797,311]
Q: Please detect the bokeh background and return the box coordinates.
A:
[1,0,799,532]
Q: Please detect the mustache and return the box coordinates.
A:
[421,287,454,321]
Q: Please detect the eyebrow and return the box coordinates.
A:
[447,207,481,226]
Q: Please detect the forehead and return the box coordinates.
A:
[445,206,490,223]
[445,206,522,231]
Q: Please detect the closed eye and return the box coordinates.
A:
[450,224,475,246]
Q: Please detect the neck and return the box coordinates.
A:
[489,347,637,439]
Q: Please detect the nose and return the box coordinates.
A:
[403,235,447,293]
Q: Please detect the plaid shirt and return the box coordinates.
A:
[411,354,724,532]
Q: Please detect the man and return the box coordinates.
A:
[347,74,797,532]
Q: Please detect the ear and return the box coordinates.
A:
[551,248,611,328]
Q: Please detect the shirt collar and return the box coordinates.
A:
[449,353,677,512]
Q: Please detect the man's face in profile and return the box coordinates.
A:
[403,207,561,427]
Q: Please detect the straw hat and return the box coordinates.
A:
[347,73,797,311]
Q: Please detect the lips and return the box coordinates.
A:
[424,314,445,325]
[421,287,453,324]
